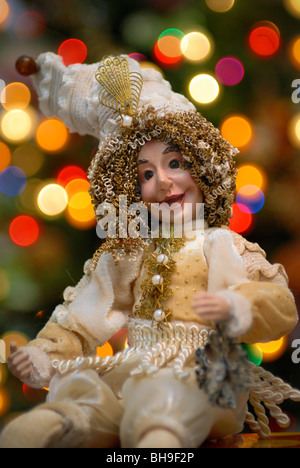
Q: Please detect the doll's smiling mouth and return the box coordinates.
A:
[160,193,185,209]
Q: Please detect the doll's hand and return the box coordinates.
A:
[191,292,231,322]
[7,343,33,382]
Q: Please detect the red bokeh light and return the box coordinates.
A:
[58,39,88,66]
[249,24,280,56]
[57,165,87,187]
[153,41,183,68]
[229,203,253,234]
[9,215,40,247]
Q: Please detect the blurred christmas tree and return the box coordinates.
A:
[0,0,300,433]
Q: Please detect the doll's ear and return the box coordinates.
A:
[15,55,40,76]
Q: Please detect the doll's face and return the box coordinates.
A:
[137,140,203,223]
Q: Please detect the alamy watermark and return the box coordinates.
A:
[291,79,300,104]
[95,196,205,241]
[0,79,6,104]
[0,339,6,363]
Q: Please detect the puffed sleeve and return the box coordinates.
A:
[32,52,102,139]
[204,228,298,344]
[21,251,143,388]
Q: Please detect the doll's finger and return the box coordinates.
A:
[7,351,29,367]
[10,342,18,355]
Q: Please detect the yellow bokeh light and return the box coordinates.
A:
[287,112,300,148]
[284,0,300,18]
[0,387,10,417]
[205,0,235,12]
[0,141,11,171]
[0,0,9,24]
[1,82,31,111]
[96,342,113,358]
[181,32,212,62]
[288,35,300,69]
[236,164,267,192]
[37,183,68,216]
[36,118,68,152]
[256,336,288,362]
[189,74,220,104]
[220,114,253,148]
[1,109,33,142]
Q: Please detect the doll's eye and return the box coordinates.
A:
[144,170,153,181]
[169,159,180,169]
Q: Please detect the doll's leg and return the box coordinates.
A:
[120,368,215,448]
[0,369,123,448]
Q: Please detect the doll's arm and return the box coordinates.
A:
[10,252,143,389]
[204,228,298,343]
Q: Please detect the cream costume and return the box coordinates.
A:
[0,53,299,448]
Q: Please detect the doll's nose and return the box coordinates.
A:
[157,170,172,190]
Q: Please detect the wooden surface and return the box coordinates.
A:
[203,432,300,448]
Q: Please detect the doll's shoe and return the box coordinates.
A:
[0,402,90,448]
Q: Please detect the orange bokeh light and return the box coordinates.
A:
[36,118,69,152]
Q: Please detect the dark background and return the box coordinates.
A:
[0,0,300,434]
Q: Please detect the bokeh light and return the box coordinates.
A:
[236,185,265,214]
[1,331,29,355]
[0,387,10,417]
[22,383,48,403]
[58,39,88,66]
[242,343,263,366]
[181,31,212,62]
[0,0,9,25]
[189,74,220,104]
[229,203,253,234]
[289,35,300,70]
[37,183,68,216]
[0,141,11,172]
[36,118,69,152]
[14,11,46,39]
[220,114,253,148]
[1,109,33,142]
[96,342,113,358]
[57,165,87,187]
[215,57,244,86]
[205,0,235,12]
[236,164,267,192]
[9,215,40,247]
[0,166,27,196]
[284,0,300,18]
[12,143,45,177]
[249,21,280,57]
[287,112,300,148]
[256,336,288,362]
[153,41,183,67]
[157,28,184,59]
[1,82,31,111]
[65,178,95,229]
